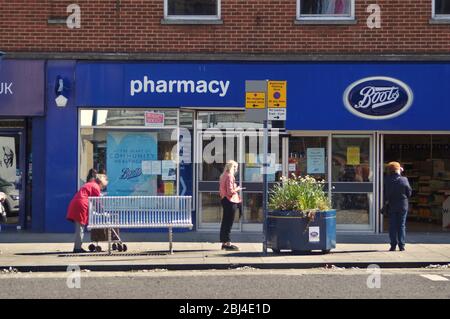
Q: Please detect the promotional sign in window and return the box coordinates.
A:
[0,137,16,183]
[307,148,325,174]
[144,111,165,128]
[347,146,361,165]
[107,132,158,196]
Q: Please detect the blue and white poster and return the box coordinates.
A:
[107,132,158,196]
[307,148,325,175]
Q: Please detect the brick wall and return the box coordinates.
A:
[0,0,449,54]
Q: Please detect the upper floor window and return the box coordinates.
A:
[297,0,354,20]
[164,0,220,20]
[433,0,450,18]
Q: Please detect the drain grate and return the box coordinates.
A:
[59,252,169,258]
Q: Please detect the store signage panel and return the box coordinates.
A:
[245,92,265,109]
[0,60,45,116]
[343,76,413,120]
[76,62,242,108]
[76,62,450,130]
[268,81,287,108]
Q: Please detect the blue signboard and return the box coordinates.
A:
[76,61,450,131]
[0,60,45,116]
[107,131,158,196]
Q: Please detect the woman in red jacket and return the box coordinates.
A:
[67,174,108,253]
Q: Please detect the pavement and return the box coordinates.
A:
[0,232,449,272]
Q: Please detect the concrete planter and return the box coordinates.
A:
[267,210,336,254]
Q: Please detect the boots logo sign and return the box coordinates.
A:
[343,76,413,120]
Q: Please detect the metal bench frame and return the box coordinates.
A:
[88,196,193,254]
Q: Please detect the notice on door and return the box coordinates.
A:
[347,146,361,165]
[307,148,325,174]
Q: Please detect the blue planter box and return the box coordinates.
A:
[267,210,336,254]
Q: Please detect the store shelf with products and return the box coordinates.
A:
[404,159,450,224]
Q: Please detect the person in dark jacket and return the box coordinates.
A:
[384,162,412,251]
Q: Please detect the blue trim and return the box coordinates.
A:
[44,61,77,233]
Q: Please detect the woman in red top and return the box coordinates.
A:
[67,174,108,253]
[219,160,242,251]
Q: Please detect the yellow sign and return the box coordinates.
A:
[246,92,266,109]
[164,182,175,195]
[268,81,287,108]
[347,147,361,166]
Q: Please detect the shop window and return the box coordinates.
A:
[165,0,220,20]
[434,0,450,18]
[383,134,450,232]
[297,0,354,20]
[79,109,179,196]
[288,136,328,181]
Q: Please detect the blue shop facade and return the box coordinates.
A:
[2,59,450,233]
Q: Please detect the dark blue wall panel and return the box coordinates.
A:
[45,61,77,233]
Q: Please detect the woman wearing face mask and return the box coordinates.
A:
[219,160,242,251]
[66,174,108,253]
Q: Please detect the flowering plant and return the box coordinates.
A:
[268,175,331,216]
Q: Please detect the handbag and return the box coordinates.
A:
[380,202,389,217]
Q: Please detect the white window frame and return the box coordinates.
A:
[296,0,355,21]
[164,0,221,21]
[432,0,450,20]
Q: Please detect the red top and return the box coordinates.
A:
[66,181,101,226]
[219,172,241,203]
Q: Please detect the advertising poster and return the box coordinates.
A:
[162,160,177,181]
[347,146,361,166]
[107,132,158,196]
[0,136,16,183]
[307,148,325,174]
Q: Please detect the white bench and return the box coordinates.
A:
[88,196,193,254]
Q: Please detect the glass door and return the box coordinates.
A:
[331,135,375,231]
[198,130,241,230]
[0,131,24,229]
[197,129,284,231]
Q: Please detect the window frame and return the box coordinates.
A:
[296,0,356,21]
[78,108,181,195]
[164,0,221,21]
[432,0,450,20]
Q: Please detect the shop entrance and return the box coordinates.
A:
[197,128,284,232]
[382,134,450,232]
[0,129,26,229]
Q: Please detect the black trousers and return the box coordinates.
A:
[220,197,237,243]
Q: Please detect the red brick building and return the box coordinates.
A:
[1,0,450,57]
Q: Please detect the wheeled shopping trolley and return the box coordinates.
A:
[88,228,127,253]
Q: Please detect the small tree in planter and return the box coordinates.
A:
[267,175,336,254]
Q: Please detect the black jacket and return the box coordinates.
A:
[384,173,412,213]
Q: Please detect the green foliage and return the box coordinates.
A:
[269,175,331,213]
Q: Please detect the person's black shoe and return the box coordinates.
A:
[389,246,396,251]
[73,248,88,254]
[399,247,405,251]
[221,244,239,251]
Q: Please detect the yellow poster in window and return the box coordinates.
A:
[347,147,360,165]
[164,182,175,195]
